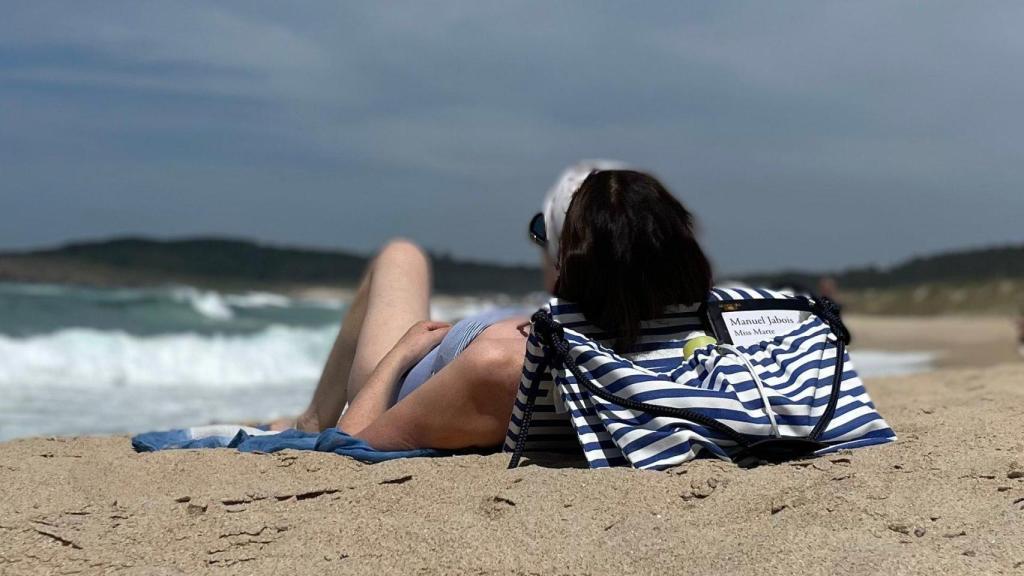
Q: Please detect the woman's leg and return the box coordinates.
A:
[289,239,432,432]
[289,269,372,432]
[344,240,432,404]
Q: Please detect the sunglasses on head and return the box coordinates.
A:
[528,212,547,247]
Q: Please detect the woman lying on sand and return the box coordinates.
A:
[281,163,713,451]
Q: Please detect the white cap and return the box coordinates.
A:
[542,159,630,260]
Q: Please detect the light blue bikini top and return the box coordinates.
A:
[394,307,529,403]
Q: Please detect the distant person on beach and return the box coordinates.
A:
[1017,312,1024,358]
[817,276,840,303]
[278,163,713,451]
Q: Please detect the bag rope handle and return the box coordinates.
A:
[808,296,848,441]
[716,343,781,438]
[507,356,549,469]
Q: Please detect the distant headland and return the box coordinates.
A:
[0,236,1022,313]
[0,237,541,296]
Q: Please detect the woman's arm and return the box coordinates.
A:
[349,337,525,451]
[337,321,450,435]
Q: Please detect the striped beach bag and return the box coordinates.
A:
[505,287,896,470]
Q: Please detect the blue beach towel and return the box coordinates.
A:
[132,425,444,463]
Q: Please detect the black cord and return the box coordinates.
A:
[507,356,548,469]
[808,337,845,441]
[812,296,851,345]
[807,296,848,441]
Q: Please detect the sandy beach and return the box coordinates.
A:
[1,315,1022,575]
[846,314,1022,369]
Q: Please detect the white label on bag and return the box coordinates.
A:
[720,309,808,347]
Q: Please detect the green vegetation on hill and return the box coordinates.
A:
[736,244,1024,316]
[841,280,1024,316]
[0,237,541,295]
[739,244,1024,289]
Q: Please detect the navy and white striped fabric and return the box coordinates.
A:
[504,287,895,470]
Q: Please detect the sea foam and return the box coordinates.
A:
[0,325,335,387]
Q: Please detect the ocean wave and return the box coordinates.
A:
[223,291,293,309]
[0,282,73,297]
[1,283,318,319]
[1,282,156,302]
[168,287,236,320]
[0,325,335,387]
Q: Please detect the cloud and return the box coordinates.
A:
[1,1,1022,273]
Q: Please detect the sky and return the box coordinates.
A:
[1,2,1022,275]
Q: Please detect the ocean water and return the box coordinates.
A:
[0,282,933,442]
[0,282,512,441]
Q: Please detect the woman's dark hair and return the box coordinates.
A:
[554,170,713,350]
